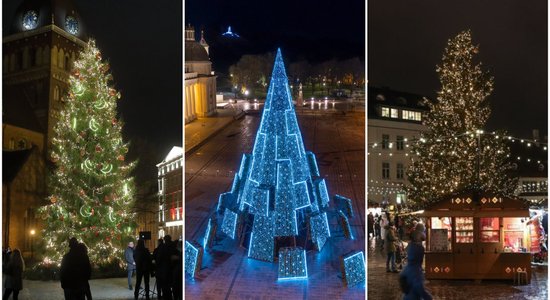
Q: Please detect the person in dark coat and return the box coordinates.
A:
[367,212,374,239]
[3,249,24,300]
[133,239,152,300]
[374,214,381,239]
[152,239,164,299]
[125,241,136,290]
[171,241,182,300]
[60,237,91,300]
[400,231,432,300]
[157,235,175,300]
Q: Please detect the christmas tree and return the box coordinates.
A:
[41,40,137,265]
[406,30,517,208]
[217,49,332,264]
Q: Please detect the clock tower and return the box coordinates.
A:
[2,0,87,256]
[3,0,87,153]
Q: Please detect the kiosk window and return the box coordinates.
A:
[456,217,473,243]
[430,217,452,252]
[479,217,499,243]
[503,218,528,253]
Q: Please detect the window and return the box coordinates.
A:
[430,217,452,252]
[381,107,390,117]
[382,162,390,179]
[382,134,390,149]
[396,163,404,179]
[480,218,500,243]
[390,108,399,118]
[402,110,422,121]
[503,218,527,252]
[455,217,474,243]
[396,136,404,150]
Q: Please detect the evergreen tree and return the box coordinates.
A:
[41,40,136,265]
[406,30,516,208]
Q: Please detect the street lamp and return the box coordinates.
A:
[30,229,36,260]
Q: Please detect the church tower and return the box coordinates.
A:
[3,0,88,154]
[2,0,88,257]
[199,29,209,55]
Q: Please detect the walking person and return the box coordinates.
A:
[385,222,398,273]
[125,241,136,290]
[2,249,24,300]
[380,213,389,249]
[399,227,433,300]
[133,239,152,300]
[60,237,91,300]
[374,213,381,239]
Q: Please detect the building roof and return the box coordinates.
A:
[157,146,183,167]
[3,148,33,184]
[368,86,430,121]
[185,40,209,62]
[9,0,87,40]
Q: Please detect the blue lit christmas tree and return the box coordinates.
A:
[218,49,332,267]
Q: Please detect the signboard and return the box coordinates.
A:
[430,229,449,252]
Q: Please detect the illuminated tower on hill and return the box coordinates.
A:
[218,49,331,263]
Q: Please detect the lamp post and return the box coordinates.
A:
[30,229,35,260]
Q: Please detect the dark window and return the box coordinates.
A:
[382,134,390,149]
[382,162,390,179]
[396,136,404,150]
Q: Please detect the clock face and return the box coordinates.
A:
[22,10,38,30]
[65,16,79,35]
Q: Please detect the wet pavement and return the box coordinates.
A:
[185,111,366,299]
[367,237,548,300]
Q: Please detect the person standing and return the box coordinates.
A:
[125,241,136,290]
[152,239,164,299]
[60,237,91,300]
[385,222,398,273]
[380,213,389,249]
[2,249,24,300]
[133,239,152,300]
[367,212,374,239]
[374,214,381,239]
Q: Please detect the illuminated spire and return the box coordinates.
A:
[200,29,209,55]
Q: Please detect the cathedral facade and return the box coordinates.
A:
[184,26,217,123]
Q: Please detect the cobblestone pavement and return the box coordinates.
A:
[185,112,366,299]
[2,277,154,300]
[367,237,548,300]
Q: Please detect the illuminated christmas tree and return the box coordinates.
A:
[406,30,516,208]
[218,49,332,266]
[41,40,137,265]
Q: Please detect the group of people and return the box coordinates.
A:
[125,235,182,300]
[368,211,433,299]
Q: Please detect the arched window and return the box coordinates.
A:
[58,48,65,69]
[65,55,70,71]
[51,46,58,66]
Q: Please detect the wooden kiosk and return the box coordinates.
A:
[414,189,533,282]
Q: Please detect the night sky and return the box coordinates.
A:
[369,0,548,138]
[185,0,365,73]
[3,1,183,184]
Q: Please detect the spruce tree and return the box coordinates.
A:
[406,30,517,208]
[41,40,137,265]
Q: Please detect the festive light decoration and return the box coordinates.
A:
[309,212,331,251]
[338,210,353,240]
[406,30,517,208]
[334,194,354,218]
[40,40,137,266]
[216,49,346,278]
[277,247,308,281]
[203,218,217,249]
[221,210,239,239]
[341,251,365,287]
[185,240,204,278]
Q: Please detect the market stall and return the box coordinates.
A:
[413,189,533,282]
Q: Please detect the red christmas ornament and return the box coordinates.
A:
[95,145,102,152]
[96,52,102,60]
[95,231,99,237]
[60,216,64,221]
[79,190,85,196]
[104,195,110,203]
[102,63,110,73]
[73,69,80,78]
[109,88,117,96]
[105,236,110,242]
[111,118,117,125]
[91,208,95,216]
[117,155,124,161]
[50,196,57,204]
